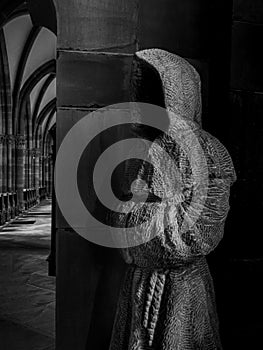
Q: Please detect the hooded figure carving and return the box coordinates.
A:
[109,49,236,350]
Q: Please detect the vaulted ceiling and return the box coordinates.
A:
[0,1,56,139]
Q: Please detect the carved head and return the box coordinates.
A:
[131,48,202,130]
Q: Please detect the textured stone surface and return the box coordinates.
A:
[56,228,125,350]
[56,108,100,230]
[56,0,138,52]
[56,106,126,349]
[56,106,134,232]
[185,58,209,119]
[56,108,88,148]
[0,319,54,350]
[231,22,263,91]
[57,51,133,108]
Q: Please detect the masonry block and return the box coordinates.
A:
[56,0,138,53]
[57,51,133,108]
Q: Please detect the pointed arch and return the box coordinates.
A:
[32,74,55,129]
[12,25,41,129]
[42,105,56,152]
[0,0,25,27]
[34,97,56,140]
[0,29,12,134]
[3,3,28,24]
[16,59,56,133]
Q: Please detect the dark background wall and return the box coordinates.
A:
[213,1,263,348]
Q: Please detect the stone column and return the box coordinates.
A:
[24,148,29,191]
[32,148,41,203]
[49,154,53,197]
[6,135,15,192]
[0,134,4,194]
[39,137,44,196]
[55,1,137,348]
[5,135,15,218]
[2,135,7,194]
[28,149,32,191]
[42,155,46,194]
[0,135,5,224]
[16,135,26,212]
[44,155,49,195]
[39,154,43,194]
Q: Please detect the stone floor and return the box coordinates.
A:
[0,200,55,350]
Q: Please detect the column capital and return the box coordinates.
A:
[31,148,42,158]
[0,134,5,145]
[0,134,16,145]
[15,135,26,149]
[6,135,16,146]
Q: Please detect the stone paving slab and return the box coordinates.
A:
[0,319,54,350]
[0,201,55,349]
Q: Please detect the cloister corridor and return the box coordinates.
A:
[0,200,55,350]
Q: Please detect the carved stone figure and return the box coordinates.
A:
[109,49,236,350]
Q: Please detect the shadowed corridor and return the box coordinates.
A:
[0,200,55,350]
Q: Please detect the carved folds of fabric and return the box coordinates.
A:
[109,49,236,350]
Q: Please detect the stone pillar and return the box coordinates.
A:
[24,148,29,191]
[39,154,43,192]
[27,100,33,192]
[0,135,8,222]
[6,135,15,192]
[16,135,26,212]
[39,137,44,195]
[0,134,4,194]
[4,135,15,219]
[28,150,32,191]
[2,135,7,194]
[42,155,47,194]
[32,148,41,203]
[55,1,136,349]
[0,135,5,224]
[45,155,50,195]
[48,154,53,197]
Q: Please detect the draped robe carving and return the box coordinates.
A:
[109,49,236,350]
